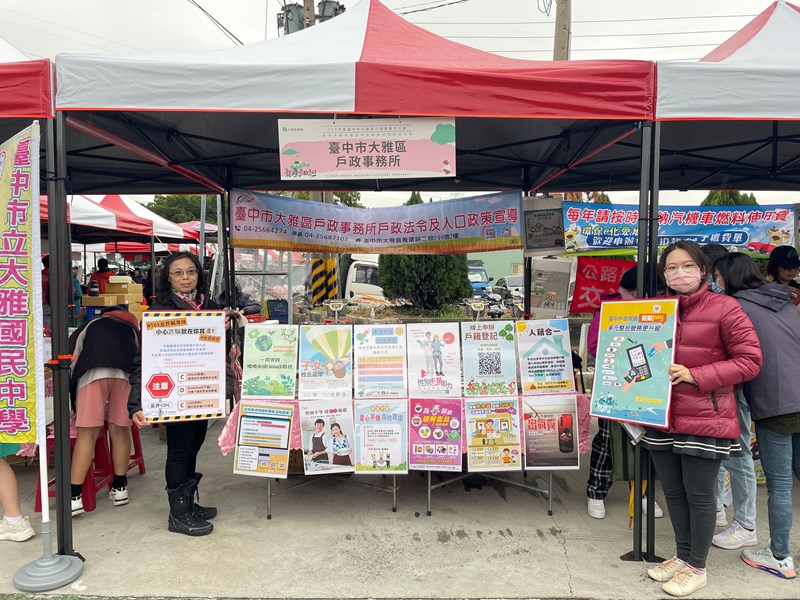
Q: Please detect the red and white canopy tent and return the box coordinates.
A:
[54,0,655,195]
[545,1,800,192]
[87,194,199,241]
[46,0,658,559]
[0,39,51,122]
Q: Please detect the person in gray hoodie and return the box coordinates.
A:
[714,252,800,580]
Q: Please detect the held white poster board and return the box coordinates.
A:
[141,311,227,423]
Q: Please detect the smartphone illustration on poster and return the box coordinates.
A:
[558,413,574,454]
[624,343,652,383]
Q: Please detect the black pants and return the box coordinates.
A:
[650,450,721,569]
[165,420,207,489]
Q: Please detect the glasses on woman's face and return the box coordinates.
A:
[663,263,700,276]
[169,268,198,279]
[778,265,800,273]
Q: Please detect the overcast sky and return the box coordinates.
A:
[0,0,790,206]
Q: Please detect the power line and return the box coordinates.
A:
[0,7,146,51]
[412,14,756,25]
[444,29,738,40]
[399,0,470,16]
[0,16,145,53]
[186,0,243,46]
[486,43,719,53]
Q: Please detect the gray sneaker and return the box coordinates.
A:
[742,547,796,579]
[0,516,35,542]
[712,521,757,550]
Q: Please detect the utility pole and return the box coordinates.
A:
[303,0,316,29]
[553,0,571,60]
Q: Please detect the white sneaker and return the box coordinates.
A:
[587,498,606,519]
[642,498,664,518]
[109,486,129,506]
[0,516,35,542]
[647,555,686,582]
[712,521,758,549]
[715,508,727,527]
[662,567,707,597]
[70,495,84,517]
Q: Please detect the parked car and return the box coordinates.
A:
[467,264,493,296]
[493,274,524,300]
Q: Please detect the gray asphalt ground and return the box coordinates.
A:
[2,421,798,599]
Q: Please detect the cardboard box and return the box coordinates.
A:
[105,282,143,296]
[82,295,118,307]
[115,293,144,305]
[109,276,132,284]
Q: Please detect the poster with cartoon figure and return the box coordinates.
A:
[590,298,678,427]
[516,319,575,395]
[407,323,462,397]
[241,324,298,399]
[354,399,408,474]
[522,394,579,470]
[409,398,462,472]
[298,400,355,475]
[298,325,352,401]
[464,398,522,472]
[461,321,517,397]
[353,324,408,398]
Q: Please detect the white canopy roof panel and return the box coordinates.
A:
[657,1,800,120]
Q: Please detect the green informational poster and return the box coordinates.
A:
[590,299,678,427]
[241,324,298,399]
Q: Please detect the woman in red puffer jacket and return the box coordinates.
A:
[642,240,762,598]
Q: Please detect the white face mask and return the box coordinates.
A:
[665,271,702,294]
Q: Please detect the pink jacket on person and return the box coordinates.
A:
[667,285,762,439]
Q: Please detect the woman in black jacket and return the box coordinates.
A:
[129,252,232,537]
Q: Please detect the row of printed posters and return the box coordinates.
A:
[240,319,576,401]
[232,395,580,479]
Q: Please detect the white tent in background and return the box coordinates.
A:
[657,1,800,120]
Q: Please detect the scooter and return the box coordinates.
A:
[463,291,504,320]
[505,289,524,319]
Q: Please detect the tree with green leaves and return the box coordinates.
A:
[147,194,218,224]
[377,191,472,309]
[268,190,364,207]
[701,191,758,206]
[564,191,611,203]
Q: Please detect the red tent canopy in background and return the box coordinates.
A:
[178,220,218,235]
[0,37,52,119]
[88,195,199,241]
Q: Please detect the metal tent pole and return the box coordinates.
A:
[621,121,652,564]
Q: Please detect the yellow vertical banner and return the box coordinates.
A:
[0,122,42,445]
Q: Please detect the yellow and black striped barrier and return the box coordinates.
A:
[148,413,224,423]
[325,257,338,300]
[311,258,327,306]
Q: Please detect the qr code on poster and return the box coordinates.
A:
[477,351,501,375]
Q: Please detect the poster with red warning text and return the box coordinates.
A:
[141,311,227,423]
